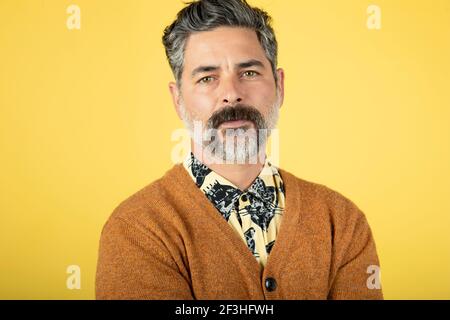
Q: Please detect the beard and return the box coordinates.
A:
[179,93,280,164]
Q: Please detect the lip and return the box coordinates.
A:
[219,120,253,129]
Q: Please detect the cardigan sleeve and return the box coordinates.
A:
[327,201,384,300]
[95,216,194,300]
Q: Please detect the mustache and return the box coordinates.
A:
[207,104,266,129]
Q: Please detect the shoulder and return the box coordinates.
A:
[277,167,377,262]
[103,164,186,231]
[277,167,368,226]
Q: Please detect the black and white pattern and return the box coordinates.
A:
[187,152,212,187]
[204,180,240,222]
[244,227,257,257]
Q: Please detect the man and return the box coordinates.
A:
[96,0,383,300]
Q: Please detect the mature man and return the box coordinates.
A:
[96,0,383,300]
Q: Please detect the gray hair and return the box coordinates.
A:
[162,0,279,89]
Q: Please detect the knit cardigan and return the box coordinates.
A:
[95,163,383,300]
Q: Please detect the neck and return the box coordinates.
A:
[191,140,266,191]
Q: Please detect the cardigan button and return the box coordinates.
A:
[265,277,277,292]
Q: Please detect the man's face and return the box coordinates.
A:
[169,26,284,162]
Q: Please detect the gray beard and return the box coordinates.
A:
[179,99,280,164]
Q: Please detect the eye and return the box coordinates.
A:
[242,70,259,78]
[198,76,214,84]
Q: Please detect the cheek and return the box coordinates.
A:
[183,93,215,122]
[249,83,277,111]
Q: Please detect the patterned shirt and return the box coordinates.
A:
[182,152,285,269]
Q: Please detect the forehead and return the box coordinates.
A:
[183,26,269,71]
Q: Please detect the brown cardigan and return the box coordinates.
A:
[95,163,383,299]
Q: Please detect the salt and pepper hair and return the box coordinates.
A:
[162,0,279,89]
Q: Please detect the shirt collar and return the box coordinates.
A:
[182,152,284,207]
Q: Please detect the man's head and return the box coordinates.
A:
[162,0,284,164]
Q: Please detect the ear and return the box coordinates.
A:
[276,68,285,108]
[168,81,182,120]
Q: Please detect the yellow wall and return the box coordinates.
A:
[1,0,449,299]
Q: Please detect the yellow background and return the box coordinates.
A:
[1,0,449,299]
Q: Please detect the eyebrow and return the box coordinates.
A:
[191,59,265,78]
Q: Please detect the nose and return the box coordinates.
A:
[220,76,243,106]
